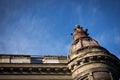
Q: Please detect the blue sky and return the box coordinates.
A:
[0,0,120,58]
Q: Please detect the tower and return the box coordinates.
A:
[68,25,120,80]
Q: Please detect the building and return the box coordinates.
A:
[0,25,120,80]
[0,54,72,80]
[68,25,120,80]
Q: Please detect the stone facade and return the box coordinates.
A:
[0,55,72,80]
[0,25,120,80]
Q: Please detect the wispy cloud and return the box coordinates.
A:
[0,0,120,58]
[0,10,69,55]
[93,29,120,58]
[114,35,120,44]
[94,32,108,46]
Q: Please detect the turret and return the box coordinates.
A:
[68,25,120,80]
[70,25,99,54]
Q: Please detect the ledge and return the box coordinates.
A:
[0,63,71,75]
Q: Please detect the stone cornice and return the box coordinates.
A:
[0,63,71,75]
[68,55,120,73]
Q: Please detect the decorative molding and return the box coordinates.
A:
[0,66,71,75]
[69,55,120,72]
